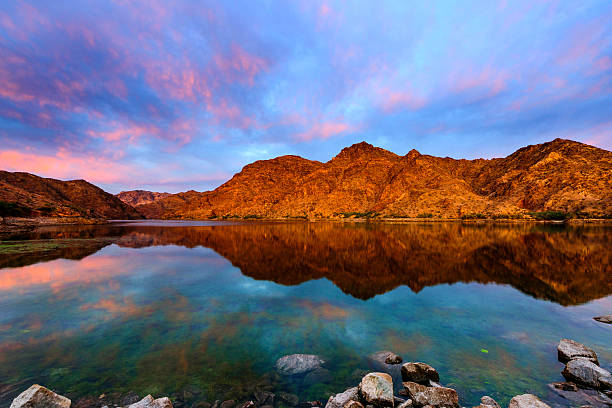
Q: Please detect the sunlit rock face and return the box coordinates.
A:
[134,139,612,219]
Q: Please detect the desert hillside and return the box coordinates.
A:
[0,171,143,220]
[128,139,612,219]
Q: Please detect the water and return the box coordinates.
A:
[0,221,611,407]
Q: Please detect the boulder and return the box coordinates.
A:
[594,315,612,324]
[548,382,612,408]
[359,373,394,407]
[558,339,599,365]
[508,394,550,408]
[600,375,612,390]
[127,395,173,408]
[401,363,440,385]
[220,401,235,408]
[344,401,364,408]
[276,354,325,376]
[402,382,458,408]
[10,385,71,408]
[473,396,499,408]
[562,358,612,389]
[325,387,359,408]
[277,392,299,407]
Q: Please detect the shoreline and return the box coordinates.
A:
[5,338,612,408]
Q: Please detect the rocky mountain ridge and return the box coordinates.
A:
[128,139,612,219]
[0,171,142,220]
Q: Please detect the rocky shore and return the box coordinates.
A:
[8,340,612,408]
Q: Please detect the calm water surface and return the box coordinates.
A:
[0,221,611,407]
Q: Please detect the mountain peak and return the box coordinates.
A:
[333,141,395,161]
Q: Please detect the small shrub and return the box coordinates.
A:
[340,211,379,218]
[528,211,568,220]
[461,213,487,220]
[416,213,434,218]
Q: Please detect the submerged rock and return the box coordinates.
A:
[562,358,611,389]
[359,373,394,407]
[508,394,550,408]
[10,385,71,408]
[473,396,500,408]
[275,354,325,376]
[126,395,173,408]
[594,315,612,324]
[303,367,333,385]
[277,392,299,407]
[548,382,612,408]
[324,387,359,408]
[401,363,440,385]
[402,382,458,408]
[369,351,403,365]
[557,339,599,365]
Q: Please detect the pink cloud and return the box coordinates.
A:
[379,89,427,112]
[213,44,268,86]
[0,149,140,184]
[295,120,356,141]
[451,66,510,97]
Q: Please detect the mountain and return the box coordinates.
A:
[116,190,171,206]
[0,171,142,220]
[134,138,612,219]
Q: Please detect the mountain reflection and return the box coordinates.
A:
[2,222,611,305]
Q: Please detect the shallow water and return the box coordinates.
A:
[0,221,611,407]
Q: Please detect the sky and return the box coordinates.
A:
[0,0,611,193]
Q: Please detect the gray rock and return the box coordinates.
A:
[594,315,612,324]
[254,391,274,406]
[474,396,499,408]
[239,402,255,408]
[276,354,325,376]
[126,395,173,408]
[344,401,364,408]
[10,385,71,408]
[600,376,612,390]
[401,363,440,385]
[401,382,458,408]
[548,382,612,408]
[359,373,394,407]
[562,358,611,389]
[558,339,599,365]
[508,394,550,408]
[325,387,360,408]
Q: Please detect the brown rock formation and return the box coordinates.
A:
[135,139,612,219]
[0,171,142,220]
[116,190,171,207]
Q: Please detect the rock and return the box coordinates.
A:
[254,391,274,406]
[401,382,458,408]
[600,375,612,390]
[562,358,611,389]
[344,401,364,408]
[359,373,394,407]
[278,393,299,407]
[127,395,173,408]
[10,385,71,408]
[325,387,360,408]
[276,354,325,376]
[369,351,403,365]
[304,368,333,385]
[396,400,413,408]
[594,315,612,324]
[548,382,612,408]
[220,400,235,408]
[239,402,255,408]
[401,363,440,385]
[558,339,599,365]
[508,394,550,408]
[473,396,499,408]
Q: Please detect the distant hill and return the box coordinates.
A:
[133,138,612,219]
[0,171,142,220]
[116,190,171,207]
